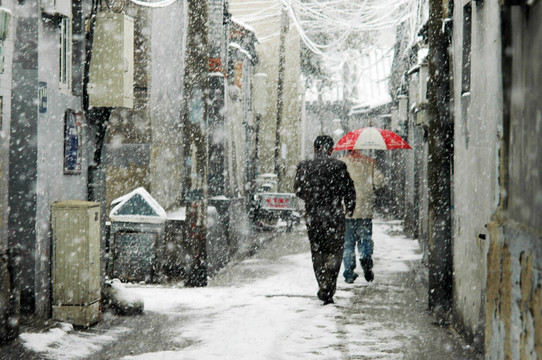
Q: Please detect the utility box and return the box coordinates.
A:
[40,0,72,17]
[51,201,101,327]
[88,12,134,108]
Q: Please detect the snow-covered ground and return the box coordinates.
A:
[18,220,446,360]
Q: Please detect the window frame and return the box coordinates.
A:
[59,16,72,93]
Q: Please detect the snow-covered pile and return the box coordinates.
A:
[102,278,145,316]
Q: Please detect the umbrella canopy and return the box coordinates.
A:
[334,127,411,151]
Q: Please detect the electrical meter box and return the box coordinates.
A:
[51,200,101,327]
[88,12,134,108]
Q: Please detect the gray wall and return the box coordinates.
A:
[9,3,40,315]
[451,0,502,345]
[485,3,542,359]
[9,2,90,317]
[149,0,185,210]
[0,0,15,251]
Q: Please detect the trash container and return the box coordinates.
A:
[108,187,166,283]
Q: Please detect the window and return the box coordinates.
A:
[59,16,72,92]
[461,3,472,94]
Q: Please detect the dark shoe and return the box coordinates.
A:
[361,258,374,282]
[344,273,358,284]
[364,269,374,282]
[322,298,334,305]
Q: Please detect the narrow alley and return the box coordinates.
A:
[1,220,481,360]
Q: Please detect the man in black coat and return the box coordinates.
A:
[294,135,356,305]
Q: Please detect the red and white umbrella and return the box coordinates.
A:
[334,127,411,151]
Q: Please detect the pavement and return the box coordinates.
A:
[0,220,483,360]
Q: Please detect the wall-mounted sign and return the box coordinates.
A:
[64,109,82,174]
[209,58,222,73]
[39,81,47,113]
[234,61,243,88]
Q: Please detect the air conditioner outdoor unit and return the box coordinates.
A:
[41,0,72,18]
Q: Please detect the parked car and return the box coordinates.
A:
[249,174,299,231]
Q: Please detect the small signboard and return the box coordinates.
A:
[64,110,82,174]
[259,193,296,211]
[39,81,47,113]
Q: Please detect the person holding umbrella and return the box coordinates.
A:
[294,135,356,305]
[334,127,410,283]
[340,149,385,283]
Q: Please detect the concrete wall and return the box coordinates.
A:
[386,1,541,357]
[225,81,245,195]
[253,25,301,193]
[9,1,91,317]
[8,1,39,316]
[486,3,542,359]
[0,0,17,342]
[105,5,152,213]
[450,0,502,346]
[228,1,303,192]
[149,0,185,210]
[0,0,15,250]
[303,101,346,158]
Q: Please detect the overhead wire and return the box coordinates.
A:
[289,0,420,68]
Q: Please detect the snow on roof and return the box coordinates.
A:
[209,195,229,200]
[258,173,277,178]
[228,42,253,60]
[418,48,429,64]
[407,64,420,75]
[229,42,241,50]
[109,187,166,224]
[350,97,392,115]
[230,17,257,37]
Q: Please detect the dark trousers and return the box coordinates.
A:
[306,215,345,302]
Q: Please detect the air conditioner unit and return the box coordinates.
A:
[41,0,72,18]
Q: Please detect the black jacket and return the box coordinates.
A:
[294,152,356,221]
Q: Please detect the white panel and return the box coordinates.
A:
[88,12,134,108]
[41,0,72,18]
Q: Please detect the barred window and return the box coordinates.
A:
[59,16,72,92]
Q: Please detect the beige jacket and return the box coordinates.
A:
[340,152,385,219]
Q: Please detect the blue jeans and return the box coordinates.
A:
[343,218,373,280]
